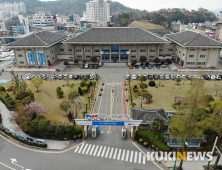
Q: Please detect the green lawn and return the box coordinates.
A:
[2,79,99,124]
[128,80,221,111]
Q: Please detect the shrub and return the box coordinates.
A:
[82,87,88,93]
[7,86,12,91]
[80,81,86,88]
[56,86,64,97]
[7,97,12,102]
[78,87,83,96]
[149,81,156,87]
[55,124,66,134]
[83,77,88,82]
[134,89,138,92]
[154,58,160,64]
[66,125,75,133]
[142,92,152,100]
[145,62,149,66]
[5,94,10,99]
[9,100,15,105]
[47,124,57,133]
[30,118,40,131]
[140,56,147,62]
[166,58,172,64]
[139,83,148,91]
[134,85,137,89]
[64,61,68,65]
[74,59,78,64]
[90,56,97,62]
[15,91,34,101]
[0,86,5,91]
[68,91,79,100]
[82,60,86,63]
[88,81,93,86]
[175,78,181,85]
[131,59,137,66]
[38,119,50,132]
[22,96,33,105]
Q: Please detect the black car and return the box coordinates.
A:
[73,75,79,80]
[100,88,103,91]
[142,65,146,69]
[80,64,85,69]
[94,64,98,69]
[153,75,159,80]
[156,65,160,69]
[135,65,139,69]
[204,75,211,80]
[89,64,94,69]
[99,92,102,96]
[148,65,152,69]
[79,75,84,80]
[85,75,90,79]
[148,75,153,80]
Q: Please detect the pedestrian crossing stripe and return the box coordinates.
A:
[74,143,146,165]
[112,100,123,102]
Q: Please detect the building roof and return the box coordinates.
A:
[6,31,67,47]
[64,27,168,44]
[165,30,222,47]
[147,29,170,37]
[132,108,169,124]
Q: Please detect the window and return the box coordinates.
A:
[140,49,146,52]
[60,49,64,51]
[183,53,185,56]
[131,56,136,58]
[189,55,194,58]
[149,55,155,58]
[200,55,205,58]
[47,55,49,58]
[68,49,72,51]
[168,49,173,51]
[77,55,82,59]
[94,50,100,52]
[190,49,196,51]
[85,49,91,52]
[103,50,110,52]
[86,55,91,58]
[76,49,81,52]
[150,49,155,52]
[186,62,195,65]
[179,51,181,53]
[159,48,164,52]
[197,62,206,65]
[131,49,136,52]
[201,49,207,51]
[19,61,24,64]
[121,49,128,52]
[16,49,22,51]
[51,50,53,53]
[18,54,23,57]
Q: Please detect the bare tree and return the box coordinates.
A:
[70,97,85,126]
[189,75,195,85]
[206,87,214,96]
[10,70,20,92]
[214,84,222,96]
[137,96,148,108]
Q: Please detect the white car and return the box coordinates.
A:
[63,74,68,78]
[165,75,170,80]
[175,74,181,78]
[211,75,216,80]
[181,75,186,79]
[85,63,89,69]
[215,75,221,80]
[131,74,138,80]
[69,75,73,80]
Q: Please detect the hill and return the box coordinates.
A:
[128,20,164,29]
[0,0,133,16]
[209,8,222,15]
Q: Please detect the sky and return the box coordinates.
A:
[40,0,222,12]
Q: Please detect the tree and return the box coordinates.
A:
[56,86,64,97]
[31,77,43,92]
[82,77,88,82]
[131,103,136,107]
[38,119,50,132]
[19,81,28,93]
[166,58,172,64]
[189,75,195,85]
[149,81,156,87]
[60,101,70,115]
[64,61,68,65]
[66,124,75,133]
[68,91,79,100]
[10,70,20,92]
[150,120,159,137]
[154,58,160,64]
[131,59,137,66]
[204,95,215,106]
[175,78,181,85]
[22,96,33,105]
[155,118,165,139]
[138,75,146,83]
[139,83,148,91]
[90,56,97,63]
[71,97,85,126]
[214,84,222,96]
[140,56,147,62]
[80,81,86,88]
[74,59,78,64]
[161,60,165,65]
[142,92,152,101]
[137,96,148,108]
[78,87,83,96]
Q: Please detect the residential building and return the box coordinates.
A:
[11,24,30,36]
[32,11,55,30]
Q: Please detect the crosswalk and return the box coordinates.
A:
[74,143,146,164]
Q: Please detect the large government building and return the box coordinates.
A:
[6,27,222,68]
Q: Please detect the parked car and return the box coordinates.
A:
[89,74,95,80]
[156,65,160,69]
[81,64,85,69]
[165,75,170,80]
[69,75,74,80]
[203,75,211,80]
[135,65,139,69]
[211,75,216,80]
[63,74,68,79]
[126,74,130,80]
[99,92,102,96]
[170,75,176,80]
[89,64,94,69]
[148,75,153,80]
[73,75,79,80]
[215,75,221,80]
[79,75,84,80]
[181,75,186,79]
[58,75,63,80]
[85,75,90,79]
[42,75,49,80]
[159,75,165,80]
[100,88,103,91]
[94,64,98,69]
[148,65,152,69]
[52,74,58,80]
[175,74,181,78]
[153,75,159,80]
[130,65,133,69]
[85,63,89,69]
[131,74,138,80]
[142,65,146,69]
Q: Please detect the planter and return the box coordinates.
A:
[78,134,82,138]
[73,135,77,139]
[139,139,143,142]
[143,142,148,146]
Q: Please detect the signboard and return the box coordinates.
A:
[111,46,119,50]
[92,122,124,126]
[169,142,198,146]
[101,51,130,55]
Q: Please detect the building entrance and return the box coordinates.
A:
[120,54,128,60]
[111,54,119,61]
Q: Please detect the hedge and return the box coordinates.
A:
[0,113,2,124]
[137,130,170,151]
[0,128,47,148]
[0,91,21,110]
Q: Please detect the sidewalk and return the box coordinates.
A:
[0,101,69,149]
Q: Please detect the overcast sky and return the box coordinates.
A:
[40,0,221,11]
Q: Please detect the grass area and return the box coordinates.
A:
[2,80,99,124]
[137,130,170,151]
[128,80,221,111]
[128,20,164,29]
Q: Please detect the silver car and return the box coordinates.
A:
[131,74,138,80]
[165,75,170,80]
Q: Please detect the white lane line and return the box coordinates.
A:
[109,148,114,159]
[82,144,88,154]
[74,146,79,153]
[85,144,91,155]
[130,151,134,162]
[89,145,95,155]
[101,146,106,157]
[121,150,126,161]
[105,147,110,158]
[117,149,122,160]
[143,156,146,164]
[125,150,130,161]
[0,162,16,170]
[138,152,142,164]
[78,143,85,153]
[113,148,118,159]
[134,151,138,163]
[93,145,99,156]
[97,146,103,157]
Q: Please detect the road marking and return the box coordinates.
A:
[105,147,110,158]
[97,146,103,157]
[60,141,70,150]
[143,156,146,164]
[85,144,91,155]
[82,144,88,154]
[113,148,118,159]
[121,149,125,161]
[93,145,99,156]
[125,150,130,161]
[130,151,134,162]
[89,145,95,155]
[78,143,85,153]
[134,151,138,163]
[138,152,142,164]
[0,162,16,170]
[117,149,122,160]
[101,146,106,157]
[109,148,114,158]
[109,81,114,131]
[74,146,79,153]
[91,81,101,114]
